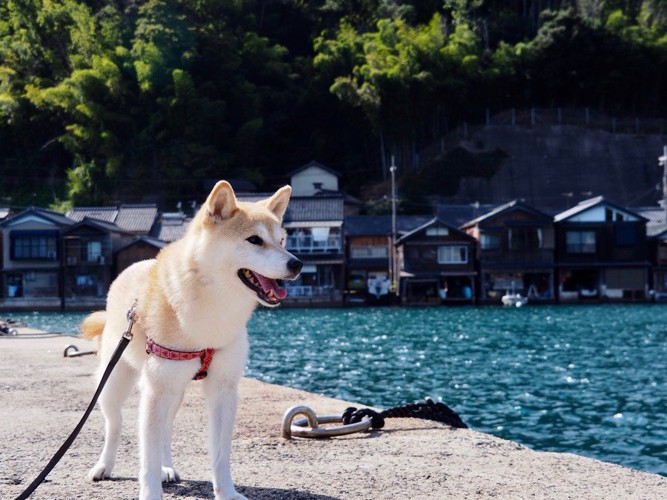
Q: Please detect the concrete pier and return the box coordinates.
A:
[1,330,666,499]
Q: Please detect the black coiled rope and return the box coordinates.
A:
[342,398,467,430]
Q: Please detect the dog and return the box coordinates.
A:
[81,181,302,500]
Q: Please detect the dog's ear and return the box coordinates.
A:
[263,185,291,221]
[205,181,238,221]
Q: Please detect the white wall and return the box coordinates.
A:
[291,166,338,196]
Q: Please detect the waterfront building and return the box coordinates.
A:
[62,218,132,310]
[460,200,556,304]
[344,215,431,305]
[396,217,478,305]
[0,207,74,310]
[0,168,664,310]
[554,196,650,302]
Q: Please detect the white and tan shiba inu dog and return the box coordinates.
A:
[81,181,302,500]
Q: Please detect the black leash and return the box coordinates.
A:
[15,301,137,500]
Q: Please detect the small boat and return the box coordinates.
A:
[501,292,528,307]
[501,281,528,307]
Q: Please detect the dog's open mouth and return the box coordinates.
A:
[238,269,288,305]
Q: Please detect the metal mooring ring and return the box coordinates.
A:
[64,344,80,357]
[281,405,372,439]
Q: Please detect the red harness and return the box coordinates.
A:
[145,338,215,381]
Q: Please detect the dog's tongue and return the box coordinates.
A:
[256,273,288,300]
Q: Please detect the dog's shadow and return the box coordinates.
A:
[164,480,340,499]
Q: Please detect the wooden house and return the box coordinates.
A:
[0,208,73,310]
[62,218,133,310]
[344,215,431,305]
[115,236,167,276]
[461,200,555,304]
[554,197,650,302]
[63,204,162,306]
[396,217,477,305]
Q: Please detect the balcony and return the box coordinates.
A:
[64,240,112,266]
[286,235,342,253]
[283,284,343,305]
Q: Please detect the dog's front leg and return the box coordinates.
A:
[203,381,247,500]
[138,367,189,500]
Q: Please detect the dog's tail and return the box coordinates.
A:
[80,311,106,340]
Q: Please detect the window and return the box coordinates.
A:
[566,231,596,254]
[509,227,542,250]
[350,246,388,258]
[87,241,102,262]
[480,233,500,250]
[426,227,449,236]
[11,231,58,260]
[438,245,468,264]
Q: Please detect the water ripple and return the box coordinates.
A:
[10,305,667,476]
[247,304,667,476]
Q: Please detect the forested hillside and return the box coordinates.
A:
[1,1,666,209]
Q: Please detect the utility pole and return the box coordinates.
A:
[390,156,398,296]
[660,145,667,222]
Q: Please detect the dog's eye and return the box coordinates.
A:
[246,235,263,245]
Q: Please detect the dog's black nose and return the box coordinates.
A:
[287,258,303,274]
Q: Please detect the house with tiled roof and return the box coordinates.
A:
[460,200,555,304]
[554,196,650,302]
[62,218,133,309]
[0,207,74,310]
[344,215,431,304]
[396,217,478,305]
[283,195,345,305]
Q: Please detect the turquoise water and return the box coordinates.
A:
[7,305,667,476]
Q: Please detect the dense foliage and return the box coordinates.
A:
[1,0,666,209]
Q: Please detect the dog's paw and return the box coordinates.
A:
[216,491,247,500]
[88,463,112,482]
[161,466,180,483]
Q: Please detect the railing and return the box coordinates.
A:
[284,285,337,299]
[286,235,342,253]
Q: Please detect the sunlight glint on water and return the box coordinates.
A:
[7,305,667,476]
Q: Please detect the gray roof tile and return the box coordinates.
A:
[345,215,432,236]
[67,207,118,224]
[151,213,191,242]
[236,194,344,222]
[68,204,158,234]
